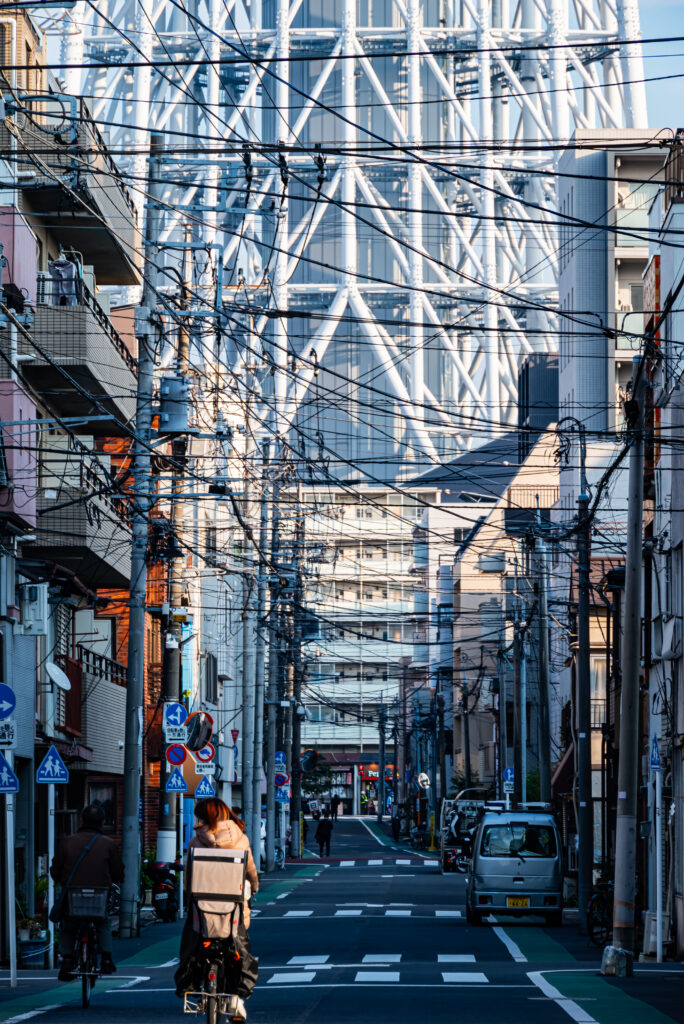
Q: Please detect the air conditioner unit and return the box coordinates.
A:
[643,911,670,955]
[19,583,48,636]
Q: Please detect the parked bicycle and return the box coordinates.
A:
[587,880,614,946]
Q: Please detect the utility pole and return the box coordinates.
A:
[157,226,192,865]
[120,136,162,938]
[241,312,257,844]
[377,696,387,822]
[290,481,305,857]
[251,446,270,858]
[607,361,646,969]
[513,622,523,807]
[576,425,593,935]
[265,469,281,871]
[536,505,552,803]
[462,677,471,790]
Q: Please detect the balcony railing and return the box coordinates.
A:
[36,272,137,373]
[591,698,606,729]
[77,643,127,687]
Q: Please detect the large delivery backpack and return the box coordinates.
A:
[188,847,248,940]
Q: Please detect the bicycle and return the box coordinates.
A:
[67,887,108,1008]
[587,880,614,946]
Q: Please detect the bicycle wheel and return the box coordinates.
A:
[205,962,219,1024]
[80,936,91,1008]
[588,894,611,946]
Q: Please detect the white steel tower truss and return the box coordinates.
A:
[62,0,647,472]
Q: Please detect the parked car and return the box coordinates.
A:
[465,808,563,926]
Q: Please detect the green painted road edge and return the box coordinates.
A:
[536,969,680,1024]
[360,819,395,847]
[0,973,149,1022]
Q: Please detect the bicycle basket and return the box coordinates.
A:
[67,887,109,919]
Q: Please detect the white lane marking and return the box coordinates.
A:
[337,903,382,907]
[389,902,413,906]
[159,958,179,967]
[425,860,440,867]
[438,954,476,963]
[276,893,289,900]
[284,910,313,918]
[339,860,355,867]
[103,976,151,992]
[4,1008,61,1024]
[442,972,489,984]
[435,910,462,918]
[268,972,315,985]
[354,972,400,983]
[368,859,383,865]
[490,922,527,963]
[358,818,390,848]
[527,972,598,1023]
[288,955,329,965]
[385,910,411,917]
[363,954,402,963]
[335,909,363,917]
[395,859,411,865]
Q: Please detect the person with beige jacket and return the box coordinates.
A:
[175,798,259,1018]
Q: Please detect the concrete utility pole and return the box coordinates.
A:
[290,482,304,856]
[513,622,523,807]
[120,136,162,938]
[265,471,281,871]
[251,446,270,859]
[377,697,387,822]
[607,361,647,969]
[535,504,551,804]
[576,428,593,935]
[157,227,192,865]
[241,318,257,845]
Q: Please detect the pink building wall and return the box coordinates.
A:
[0,380,37,529]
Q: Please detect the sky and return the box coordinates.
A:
[641,0,684,130]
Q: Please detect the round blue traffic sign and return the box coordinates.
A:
[166,744,186,766]
[164,702,187,727]
[0,683,16,721]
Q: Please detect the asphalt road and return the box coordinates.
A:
[0,818,681,1024]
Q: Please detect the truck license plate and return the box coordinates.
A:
[506,896,529,908]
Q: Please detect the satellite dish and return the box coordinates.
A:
[185,711,214,751]
[46,661,71,692]
[417,772,431,790]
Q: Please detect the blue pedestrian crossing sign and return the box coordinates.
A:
[166,767,187,793]
[36,745,69,784]
[195,776,215,799]
[0,751,18,793]
[650,735,662,771]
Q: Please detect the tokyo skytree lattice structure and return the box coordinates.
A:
[61,0,648,474]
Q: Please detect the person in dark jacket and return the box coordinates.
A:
[330,794,341,821]
[314,810,333,857]
[50,804,124,980]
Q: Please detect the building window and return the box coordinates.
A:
[204,652,218,705]
[89,783,116,832]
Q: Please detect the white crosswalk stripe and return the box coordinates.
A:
[335,909,363,916]
[268,972,316,984]
[435,910,462,918]
[385,909,411,917]
[339,860,355,867]
[284,910,314,918]
[442,972,489,984]
[288,956,329,965]
[438,954,476,963]
[354,971,400,983]
[363,954,402,963]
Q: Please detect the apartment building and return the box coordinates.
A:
[551,130,663,872]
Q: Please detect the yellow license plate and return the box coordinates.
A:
[506,896,530,908]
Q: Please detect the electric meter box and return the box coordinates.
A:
[159,375,190,434]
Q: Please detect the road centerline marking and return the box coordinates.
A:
[490,922,528,962]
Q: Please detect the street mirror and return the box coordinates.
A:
[300,748,318,773]
[185,711,213,751]
[417,772,431,790]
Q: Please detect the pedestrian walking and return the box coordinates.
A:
[330,793,341,821]
[315,810,333,857]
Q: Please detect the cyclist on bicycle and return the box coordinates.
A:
[51,804,124,981]
[175,798,259,1020]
